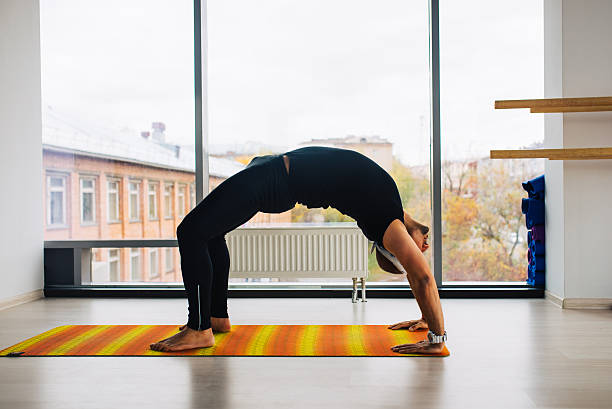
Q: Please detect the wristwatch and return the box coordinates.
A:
[427,330,447,344]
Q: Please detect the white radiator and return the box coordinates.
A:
[226,225,369,302]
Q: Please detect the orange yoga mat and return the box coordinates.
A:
[0,325,449,357]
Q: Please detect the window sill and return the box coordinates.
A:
[46,224,69,230]
[44,285,544,299]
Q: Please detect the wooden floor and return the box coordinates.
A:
[0,297,611,409]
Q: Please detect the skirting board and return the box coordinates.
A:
[0,289,44,311]
[545,290,612,309]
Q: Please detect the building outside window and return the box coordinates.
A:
[107,179,120,222]
[164,183,173,219]
[190,183,195,209]
[80,177,96,224]
[178,184,186,218]
[108,249,120,281]
[165,248,174,273]
[130,248,141,281]
[149,248,159,278]
[129,181,140,221]
[47,174,66,226]
[148,182,158,220]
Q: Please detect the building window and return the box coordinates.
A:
[130,248,141,281]
[107,179,120,222]
[178,184,186,218]
[47,174,67,226]
[149,248,159,278]
[165,248,174,272]
[108,249,120,281]
[80,177,96,224]
[190,183,196,209]
[164,183,173,219]
[129,181,140,221]
[148,182,158,220]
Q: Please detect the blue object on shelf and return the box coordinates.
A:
[529,240,545,256]
[522,175,545,200]
[523,198,545,228]
[529,255,545,272]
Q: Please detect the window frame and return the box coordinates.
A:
[130,248,141,281]
[148,181,159,221]
[128,180,141,222]
[177,184,187,218]
[107,178,121,223]
[108,249,120,281]
[164,247,174,273]
[46,172,68,228]
[80,176,97,225]
[163,182,174,219]
[149,248,159,279]
[41,0,541,294]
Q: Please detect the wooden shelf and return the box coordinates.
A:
[495,96,612,112]
[490,148,612,160]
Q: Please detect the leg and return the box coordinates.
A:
[151,155,294,351]
[352,277,358,303]
[209,235,232,332]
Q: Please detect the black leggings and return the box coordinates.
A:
[176,154,295,330]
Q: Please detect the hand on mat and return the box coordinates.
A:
[388,318,428,332]
[391,340,445,355]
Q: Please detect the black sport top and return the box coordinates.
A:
[284,146,404,244]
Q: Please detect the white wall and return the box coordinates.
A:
[544,0,612,301]
[0,0,44,302]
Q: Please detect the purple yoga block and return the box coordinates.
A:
[531,225,545,242]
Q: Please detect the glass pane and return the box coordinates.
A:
[440,0,544,283]
[108,192,118,221]
[41,0,196,283]
[82,192,94,222]
[91,247,179,283]
[208,0,431,284]
[50,191,64,224]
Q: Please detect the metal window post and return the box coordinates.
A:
[194,0,209,203]
[429,0,442,287]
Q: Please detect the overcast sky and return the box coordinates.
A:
[40,0,543,166]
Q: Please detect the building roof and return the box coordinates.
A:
[42,107,244,178]
[300,135,392,146]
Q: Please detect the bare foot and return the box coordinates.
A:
[211,317,232,332]
[179,317,231,333]
[150,327,214,352]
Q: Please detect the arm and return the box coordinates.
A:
[382,219,445,352]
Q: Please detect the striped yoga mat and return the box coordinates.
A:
[0,325,449,357]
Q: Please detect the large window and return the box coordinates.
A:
[40,0,197,283]
[439,0,544,282]
[208,0,431,284]
[42,0,544,289]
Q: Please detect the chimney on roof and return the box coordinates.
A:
[151,122,166,143]
[174,145,180,158]
[141,131,150,139]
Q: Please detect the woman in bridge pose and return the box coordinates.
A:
[150,146,446,354]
